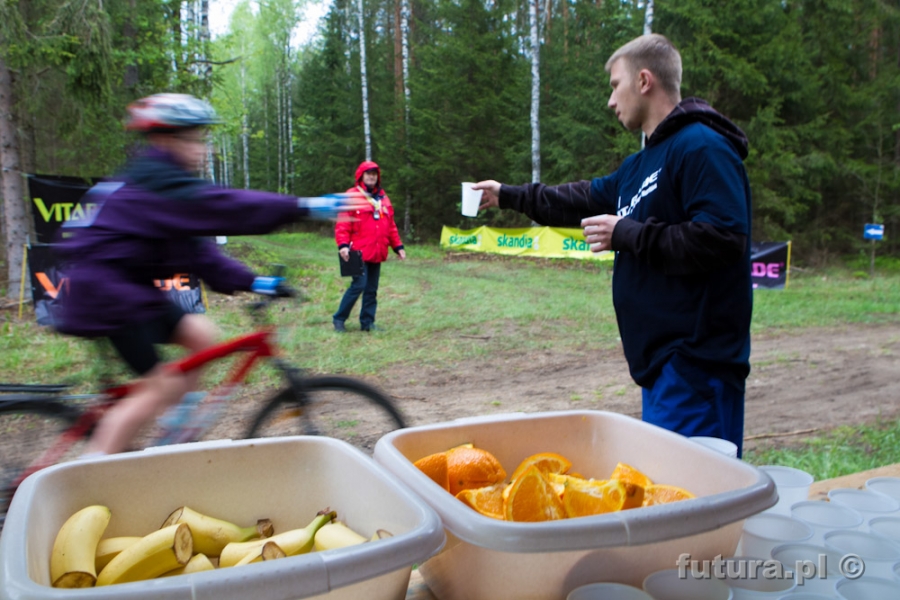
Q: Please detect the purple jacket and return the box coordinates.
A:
[57,147,305,336]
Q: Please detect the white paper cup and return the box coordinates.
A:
[713,556,796,598]
[759,466,814,515]
[738,513,813,559]
[567,582,654,600]
[461,182,481,217]
[792,500,864,545]
[770,542,844,596]
[823,529,900,580]
[864,477,900,505]
[642,568,733,600]
[868,516,900,547]
[690,436,739,458]
[827,488,900,523]
[834,575,900,599]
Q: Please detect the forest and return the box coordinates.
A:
[2,0,899,299]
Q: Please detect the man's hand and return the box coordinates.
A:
[581,214,622,253]
[339,247,351,262]
[472,180,501,211]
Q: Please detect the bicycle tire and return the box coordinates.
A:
[0,399,83,530]
[244,376,406,454]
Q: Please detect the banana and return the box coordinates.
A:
[50,505,112,588]
[161,506,274,557]
[219,510,336,567]
[370,529,394,542]
[233,541,286,567]
[313,521,368,551]
[160,553,216,577]
[95,523,192,586]
[95,536,142,572]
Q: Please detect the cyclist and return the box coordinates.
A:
[56,93,363,456]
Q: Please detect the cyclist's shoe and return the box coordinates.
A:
[333,320,347,333]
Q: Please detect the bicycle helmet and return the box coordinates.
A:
[125,93,220,132]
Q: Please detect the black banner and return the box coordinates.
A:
[26,174,205,324]
[751,241,791,289]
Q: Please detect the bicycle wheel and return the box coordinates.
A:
[245,376,406,454]
[0,398,82,529]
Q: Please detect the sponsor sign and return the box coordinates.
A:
[440,226,613,261]
[26,174,205,325]
[750,241,791,289]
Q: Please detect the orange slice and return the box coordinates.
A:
[509,452,573,483]
[456,483,505,519]
[563,479,627,518]
[609,462,653,488]
[504,465,566,522]
[414,451,450,492]
[642,484,696,506]
[446,446,507,496]
[622,482,645,509]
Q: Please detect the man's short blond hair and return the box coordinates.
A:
[605,34,682,102]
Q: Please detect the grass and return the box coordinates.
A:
[3,231,900,478]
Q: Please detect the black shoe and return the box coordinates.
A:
[333,320,346,333]
[361,324,380,332]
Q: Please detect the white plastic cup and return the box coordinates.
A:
[894,558,900,584]
[759,466,814,515]
[834,576,900,599]
[567,582,654,600]
[690,436,739,458]
[461,182,481,217]
[642,568,733,600]
[770,542,844,596]
[777,594,836,600]
[791,500,864,545]
[713,556,796,598]
[827,488,900,523]
[868,516,900,547]
[823,529,900,580]
[738,513,813,559]
[864,477,900,505]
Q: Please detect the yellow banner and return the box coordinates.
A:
[440,226,613,261]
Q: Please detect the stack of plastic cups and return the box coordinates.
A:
[737,513,813,558]
[566,582,654,600]
[864,477,900,506]
[642,568,733,600]
[712,556,796,598]
[759,465,815,516]
[771,542,844,597]
[791,500,864,545]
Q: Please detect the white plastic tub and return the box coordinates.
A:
[0,437,445,600]
[374,410,777,600]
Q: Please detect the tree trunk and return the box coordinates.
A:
[529,0,540,183]
[643,0,654,35]
[241,40,250,189]
[0,58,26,301]
[400,0,412,236]
[358,0,372,161]
[124,0,139,87]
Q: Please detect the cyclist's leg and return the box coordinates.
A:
[86,308,216,454]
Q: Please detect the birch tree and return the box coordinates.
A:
[358,0,372,160]
[529,0,540,183]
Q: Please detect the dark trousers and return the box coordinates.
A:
[333,261,381,328]
[641,354,746,457]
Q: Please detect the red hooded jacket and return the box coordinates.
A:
[335,160,404,263]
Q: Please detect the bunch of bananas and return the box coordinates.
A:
[49,503,388,588]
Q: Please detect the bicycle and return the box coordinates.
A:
[0,285,406,529]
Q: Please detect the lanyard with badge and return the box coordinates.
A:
[356,185,383,220]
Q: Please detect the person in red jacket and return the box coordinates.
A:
[333,161,406,332]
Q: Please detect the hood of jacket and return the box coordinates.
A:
[355,160,382,193]
[647,97,749,160]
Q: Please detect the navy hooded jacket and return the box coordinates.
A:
[499,98,752,387]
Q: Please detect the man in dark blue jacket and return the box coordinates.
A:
[58,93,362,455]
[475,34,752,456]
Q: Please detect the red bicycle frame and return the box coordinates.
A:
[14,328,280,488]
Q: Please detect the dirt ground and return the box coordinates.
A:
[329,321,900,454]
